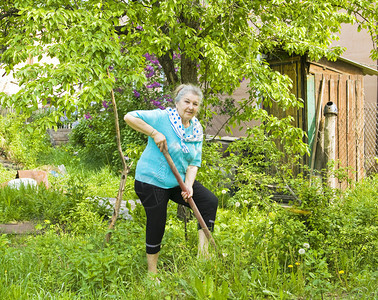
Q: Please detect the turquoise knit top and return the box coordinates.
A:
[128,109,203,188]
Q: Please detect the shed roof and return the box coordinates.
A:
[266,51,378,76]
[336,57,378,76]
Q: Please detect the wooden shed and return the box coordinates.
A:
[267,53,378,189]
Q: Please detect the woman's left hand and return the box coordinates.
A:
[181,184,193,202]
[182,166,197,202]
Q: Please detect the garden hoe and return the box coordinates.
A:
[162,150,217,250]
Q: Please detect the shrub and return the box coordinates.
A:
[0,165,16,185]
[196,141,233,201]
[0,112,51,167]
[68,86,154,170]
[62,197,108,235]
[223,127,302,208]
[336,174,378,269]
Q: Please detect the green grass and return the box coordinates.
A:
[0,147,377,299]
[1,203,377,299]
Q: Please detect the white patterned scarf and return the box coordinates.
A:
[166,107,203,153]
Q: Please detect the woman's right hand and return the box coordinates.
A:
[151,130,167,152]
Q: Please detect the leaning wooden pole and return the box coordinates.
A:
[162,150,217,250]
[310,75,325,182]
[105,68,131,243]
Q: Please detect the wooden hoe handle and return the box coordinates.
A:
[163,150,217,250]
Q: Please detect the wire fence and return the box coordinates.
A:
[364,101,378,175]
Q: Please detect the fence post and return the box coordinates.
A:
[323,101,338,188]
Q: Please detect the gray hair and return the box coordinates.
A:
[174,84,203,105]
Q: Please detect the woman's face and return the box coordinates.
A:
[175,92,200,126]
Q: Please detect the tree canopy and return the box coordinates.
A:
[0,0,377,154]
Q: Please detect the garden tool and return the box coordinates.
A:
[162,150,217,250]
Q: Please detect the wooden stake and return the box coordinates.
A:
[105,68,131,243]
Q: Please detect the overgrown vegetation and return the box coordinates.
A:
[1,1,377,298]
[0,112,50,167]
[0,116,377,299]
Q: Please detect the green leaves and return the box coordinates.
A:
[0,0,146,131]
[1,0,377,154]
[193,274,230,300]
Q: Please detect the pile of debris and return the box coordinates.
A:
[1,165,67,189]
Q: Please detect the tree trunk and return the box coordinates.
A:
[158,50,179,87]
[181,52,198,84]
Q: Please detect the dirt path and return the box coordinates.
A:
[0,222,37,234]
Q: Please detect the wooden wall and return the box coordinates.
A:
[268,56,306,171]
[269,56,305,132]
[309,64,365,189]
[268,55,365,188]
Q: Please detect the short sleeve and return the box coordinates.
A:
[190,141,202,167]
[127,109,166,127]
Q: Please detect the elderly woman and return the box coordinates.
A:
[124,84,218,274]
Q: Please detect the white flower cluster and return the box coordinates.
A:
[298,243,310,255]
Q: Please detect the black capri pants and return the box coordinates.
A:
[135,180,218,254]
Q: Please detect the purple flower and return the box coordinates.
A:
[145,65,155,78]
[84,113,92,120]
[173,52,181,60]
[174,67,179,73]
[163,94,173,102]
[146,71,154,78]
[136,25,143,31]
[146,82,161,88]
[108,66,114,71]
[133,90,140,98]
[102,101,109,109]
[151,59,160,66]
[152,100,161,106]
[158,105,166,110]
[143,53,155,61]
[145,65,154,71]
[115,87,123,93]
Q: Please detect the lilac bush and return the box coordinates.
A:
[131,52,179,111]
[70,51,180,169]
